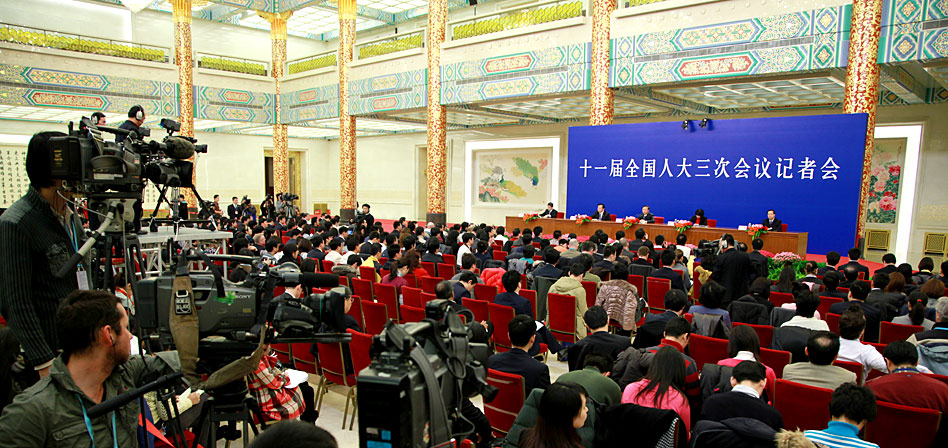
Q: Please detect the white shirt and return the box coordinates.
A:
[457,244,472,266]
[781,315,829,331]
[731,384,760,399]
[838,338,887,382]
[325,250,344,266]
[494,235,508,243]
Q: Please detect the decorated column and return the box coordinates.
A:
[172,0,196,206]
[588,0,615,126]
[260,11,293,197]
[426,0,447,225]
[843,0,883,245]
[338,0,357,221]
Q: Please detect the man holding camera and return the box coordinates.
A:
[0,289,180,446]
[115,105,145,144]
[0,132,85,386]
[355,203,375,229]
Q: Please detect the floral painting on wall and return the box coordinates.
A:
[476,147,551,205]
[866,138,905,224]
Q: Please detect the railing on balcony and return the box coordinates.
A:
[450,0,584,41]
[624,0,674,6]
[0,22,170,63]
[287,51,337,75]
[356,30,424,60]
[197,53,269,76]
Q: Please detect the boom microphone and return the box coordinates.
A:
[86,371,184,419]
[161,136,195,160]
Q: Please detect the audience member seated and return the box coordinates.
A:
[866,340,948,423]
[495,271,565,359]
[865,272,904,319]
[648,250,686,292]
[840,248,871,280]
[325,238,345,265]
[839,265,860,290]
[717,325,777,399]
[798,261,823,292]
[577,252,602,286]
[783,331,857,390]
[908,297,948,375]
[332,254,361,281]
[517,382,588,448]
[781,290,829,331]
[804,383,879,448]
[567,306,632,371]
[633,290,689,349]
[728,277,775,325]
[556,353,622,406]
[940,260,948,286]
[360,243,383,282]
[920,278,947,309]
[249,343,316,423]
[534,248,565,279]
[882,271,908,305]
[488,315,551,396]
[689,281,732,337]
[700,361,783,431]
[593,246,617,273]
[421,240,445,264]
[595,263,639,334]
[914,257,937,285]
[452,271,478,300]
[821,271,848,299]
[247,421,337,448]
[549,263,589,340]
[837,306,887,383]
[893,291,935,329]
[772,264,797,294]
[621,345,692,434]
[818,251,842,276]
[829,281,883,342]
[631,245,653,266]
[451,254,484,284]
[381,258,410,296]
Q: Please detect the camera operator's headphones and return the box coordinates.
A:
[130,105,144,122]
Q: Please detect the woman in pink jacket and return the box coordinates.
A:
[621,345,691,433]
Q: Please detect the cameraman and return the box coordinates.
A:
[355,203,375,229]
[0,132,85,381]
[114,105,145,144]
[0,290,180,446]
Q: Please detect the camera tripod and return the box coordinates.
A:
[189,380,268,448]
[146,183,215,232]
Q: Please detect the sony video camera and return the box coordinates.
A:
[357,300,496,448]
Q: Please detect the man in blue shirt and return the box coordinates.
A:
[804,383,879,448]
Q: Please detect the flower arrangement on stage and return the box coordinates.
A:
[773,252,803,264]
[622,217,639,230]
[522,212,539,223]
[575,215,591,226]
[672,220,693,234]
[746,224,768,239]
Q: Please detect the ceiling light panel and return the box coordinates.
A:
[656,76,845,109]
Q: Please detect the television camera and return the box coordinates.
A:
[357,300,497,448]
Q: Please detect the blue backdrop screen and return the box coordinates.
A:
[566,114,868,255]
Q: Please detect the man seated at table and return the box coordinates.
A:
[539,202,558,218]
[591,203,609,221]
[636,205,655,223]
[762,209,782,232]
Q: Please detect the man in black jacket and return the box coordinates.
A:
[591,203,609,221]
[748,238,769,281]
[633,290,689,349]
[488,315,550,396]
[762,209,783,232]
[874,253,898,276]
[700,361,783,430]
[711,234,753,306]
[538,202,558,218]
[839,248,870,279]
[819,271,848,299]
[636,205,655,223]
[567,306,631,371]
[829,281,883,342]
[818,251,841,276]
[648,250,686,292]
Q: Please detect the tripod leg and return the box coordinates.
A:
[190,396,213,448]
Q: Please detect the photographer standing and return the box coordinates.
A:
[114,105,145,144]
[0,132,84,383]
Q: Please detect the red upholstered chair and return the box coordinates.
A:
[646,277,672,311]
[865,401,941,448]
[338,275,350,289]
[421,276,440,294]
[857,271,866,280]
[273,286,286,297]
[867,341,886,356]
[281,235,291,245]
[556,212,564,218]
[351,278,374,302]
[683,312,693,323]
[420,261,437,277]
[654,216,664,224]
[532,242,541,248]
[362,300,388,335]
[485,369,525,437]
[271,343,291,365]
[627,275,645,300]
[581,281,597,309]
[291,342,318,374]
[400,304,425,322]
[733,322,774,348]
[781,223,788,232]
[774,379,832,431]
[548,293,578,343]
[474,284,498,302]
[421,292,437,307]
[925,373,948,388]
[403,273,418,288]
[825,313,841,334]
[838,287,849,294]
[374,283,399,323]
[488,303,516,352]
[359,266,378,283]
[493,250,508,261]
[339,330,374,430]
[818,296,843,319]
[437,263,456,280]
[443,254,456,266]
[314,341,357,421]
[706,219,717,228]
[833,360,864,384]
[402,286,423,308]
[879,321,924,344]
[770,291,794,307]
[687,334,728,370]
[759,347,792,378]
[346,295,365,330]
[520,289,537,317]
[463,298,490,323]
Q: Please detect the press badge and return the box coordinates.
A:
[75,269,89,290]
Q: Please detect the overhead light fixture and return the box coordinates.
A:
[120,0,152,13]
[699,118,710,128]
[681,120,691,130]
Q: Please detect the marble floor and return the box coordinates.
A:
[215,354,572,447]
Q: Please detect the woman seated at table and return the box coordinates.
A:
[689,209,708,226]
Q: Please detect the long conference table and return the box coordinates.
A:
[505,217,808,256]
